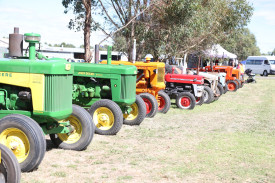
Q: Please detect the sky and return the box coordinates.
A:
[0,0,274,53]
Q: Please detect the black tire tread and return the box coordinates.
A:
[89,99,123,135]
[0,114,46,172]
[123,95,146,126]
[176,92,196,110]
[158,91,171,113]
[203,86,214,104]
[139,93,158,118]
[50,104,94,151]
[0,144,21,183]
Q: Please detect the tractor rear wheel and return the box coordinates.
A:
[195,94,205,105]
[50,104,94,151]
[176,92,196,110]
[139,93,158,118]
[123,95,146,126]
[203,86,214,104]
[157,91,171,113]
[89,100,123,135]
[227,80,238,92]
[0,144,21,183]
[0,114,46,172]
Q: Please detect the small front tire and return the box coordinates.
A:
[0,144,21,183]
[50,104,94,151]
[123,95,146,126]
[89,100,123,135]
[203,86,214,104]
[158,91,171,113]
[227,80,238,92]
[176,92,196,110]
[139,93,158,118]
[0,114,46,172]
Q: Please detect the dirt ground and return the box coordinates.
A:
[21,77,275,183]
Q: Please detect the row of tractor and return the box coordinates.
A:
[0,29,245,182]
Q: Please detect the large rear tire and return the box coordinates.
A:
[89,100,123,135]
[0,144,21,183]
[203,86,214,104]
[158,91,171,113]
[139,93,158,118]
[123,95,146,125]
[176,92,196,110]
[227,80,238,92]
[0,114,46,172]
[50,104,94,151]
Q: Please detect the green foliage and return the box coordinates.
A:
[62,0,98,31]
[53,42,76,48]
[221,28,261,60]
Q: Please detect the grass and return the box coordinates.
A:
[21,77,275,183]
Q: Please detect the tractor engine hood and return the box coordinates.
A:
[72,62,137,76]
[165,74,204,84]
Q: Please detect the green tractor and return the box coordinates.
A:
[71,46,146,135]
[0,28,94,172]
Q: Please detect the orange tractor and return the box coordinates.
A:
[232,68,245,88]
[101,58,170,117]
[203,65,241,91]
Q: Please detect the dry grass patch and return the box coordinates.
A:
[21,77,275,183]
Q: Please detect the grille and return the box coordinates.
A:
[157,67,165,83]
[120,75,136,100]
[44,75,72,112]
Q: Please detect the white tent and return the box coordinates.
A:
[205,44,237,59]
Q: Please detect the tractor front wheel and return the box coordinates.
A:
[123,95,146,126]
[158,91,171,113]
[139,93,158,118]
[89,100,123,135]
[176,92,196,110]
[0,144,21,183]
[235,79,242,88]
[227,80,238,92]
[0,114,46,172]
[203,86,214,104]
[50,104,94,151]
[214,83,224,101]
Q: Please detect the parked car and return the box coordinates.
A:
[245,56,275,76]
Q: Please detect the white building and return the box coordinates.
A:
[0,37,128,62]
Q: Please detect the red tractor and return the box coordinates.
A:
[164,66,205,109]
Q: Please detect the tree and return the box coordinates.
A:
[221,28,260,60]
[63,0,253,61]
[62,0,97,62]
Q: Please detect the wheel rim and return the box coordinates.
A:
[158,95,165,111]
[124,103,139,120]
[0,128,30,163]
[227,82,236,91]
[58,115,82,144]
[142,98,152,114]
[180,97,191,108]
[93,107,115,130]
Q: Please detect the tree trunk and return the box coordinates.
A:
[82,0,92,63]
